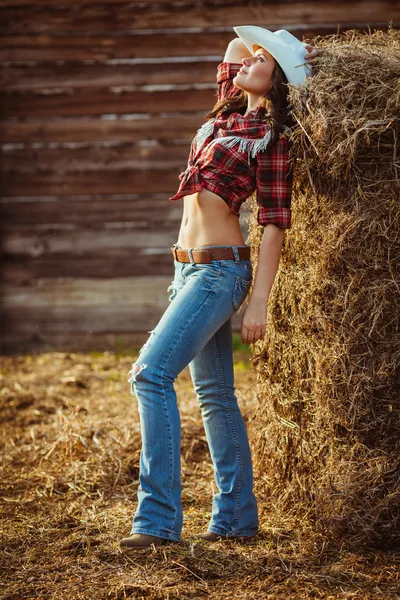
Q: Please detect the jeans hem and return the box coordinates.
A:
[208,525,259,538]
[129,527,181,542]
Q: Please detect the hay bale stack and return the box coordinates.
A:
[248,27,400,550]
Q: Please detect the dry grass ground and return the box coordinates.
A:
[1,348,399,599]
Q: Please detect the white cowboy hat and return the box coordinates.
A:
[233,26,310,86]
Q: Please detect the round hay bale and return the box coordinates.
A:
[247,27,400,551]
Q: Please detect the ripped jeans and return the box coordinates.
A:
[126,243,259,541]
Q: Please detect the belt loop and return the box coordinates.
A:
[188,248,195,265]
[232,246,240,262]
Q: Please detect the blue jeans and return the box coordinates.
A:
[127,243,259,541]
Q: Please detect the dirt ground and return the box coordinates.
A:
[1,348,399,599]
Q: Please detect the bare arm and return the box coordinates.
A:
[241,224,285,344]
[223,37,253,62]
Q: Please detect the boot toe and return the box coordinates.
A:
[119,533,171,550]
[195,531,226,541]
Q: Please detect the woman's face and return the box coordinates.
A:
[233,46,276,96]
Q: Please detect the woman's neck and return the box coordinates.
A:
[244,92,262,117]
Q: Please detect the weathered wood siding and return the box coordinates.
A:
[1,1,398,353]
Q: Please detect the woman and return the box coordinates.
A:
[120,26,319,550]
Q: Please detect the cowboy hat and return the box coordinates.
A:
[233,26,310,86]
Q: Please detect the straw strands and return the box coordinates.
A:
[247,26,400,551]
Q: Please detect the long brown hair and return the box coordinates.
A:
[205,60,295,145]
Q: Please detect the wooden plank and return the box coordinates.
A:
[0,88,216,117]
[1,251,176,280]
[2,278,175,336]
[3,276,174,309]
[1,194,183,225]
[1,193,250,226]
[2,3,398,34]
[1,143,190,172]
[0,113,204,143]
[0,0,244,7]
[1,168,182,196]
[2,228,181,258]
[2,305,170,334]
[0,31,234,61]
[1,61,216,92]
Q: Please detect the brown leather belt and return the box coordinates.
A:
[171,245,251,264]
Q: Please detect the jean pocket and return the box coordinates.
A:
[232,274,252,311]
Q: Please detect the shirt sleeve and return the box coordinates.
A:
[216,61,242,102]
[255,136,294,229]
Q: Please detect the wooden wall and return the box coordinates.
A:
[1,1,398,353]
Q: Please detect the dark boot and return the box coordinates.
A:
[195,531,227,541]
[119,533,176,550]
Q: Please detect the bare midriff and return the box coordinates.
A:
[177,188,246,248]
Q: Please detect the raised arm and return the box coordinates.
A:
[223,37,253,63]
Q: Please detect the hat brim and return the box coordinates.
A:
[233,26,308,86]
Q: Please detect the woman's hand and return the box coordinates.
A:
[304,43,320,68]
[240,298,267,344]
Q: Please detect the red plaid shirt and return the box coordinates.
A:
[169,61,294,228]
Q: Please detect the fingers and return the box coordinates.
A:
[259,326,266,341]
[304,46,320,61]
[241,326,266,345]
